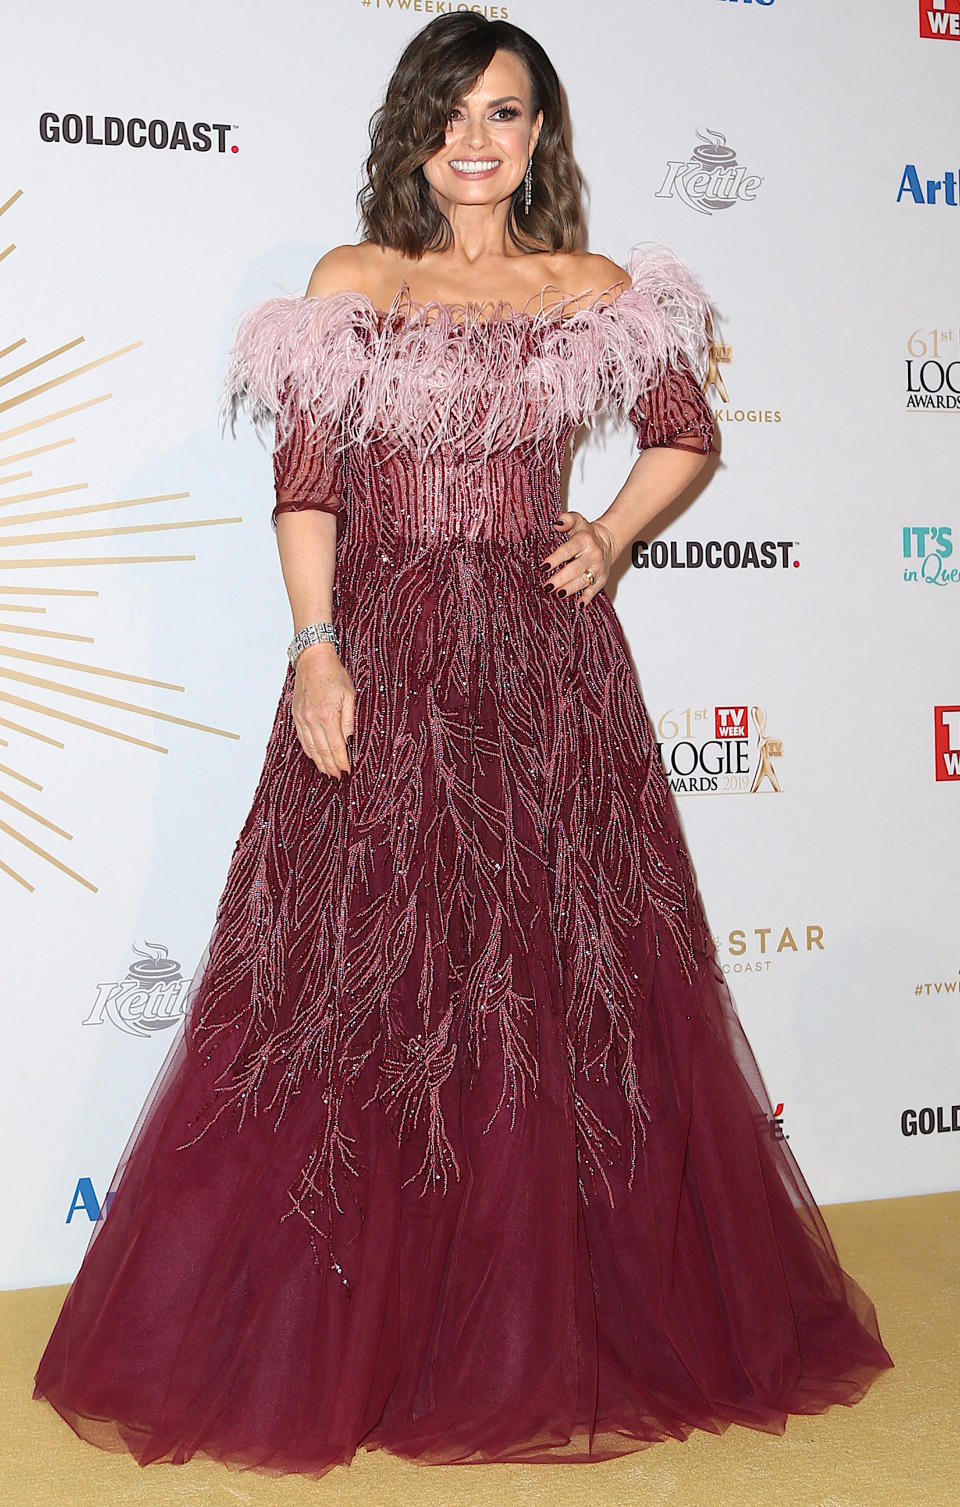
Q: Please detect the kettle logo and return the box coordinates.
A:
[655,127,763,215]
[934,707,960,780]
[920,1,960,39]
[83,941,192,1036]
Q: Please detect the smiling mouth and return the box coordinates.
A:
[448,159,502,176]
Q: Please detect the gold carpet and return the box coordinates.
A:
[2,1189,956,1507]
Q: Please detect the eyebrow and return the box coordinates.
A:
[453,95,525,108]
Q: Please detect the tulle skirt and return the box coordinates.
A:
[33,532,894,1476]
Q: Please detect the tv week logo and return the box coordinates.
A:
[716,706,747,739]
[935,708,960,779]
[920,1,960,39]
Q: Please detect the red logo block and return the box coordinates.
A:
[920,1,960,40]
[935,706,960,780]
[715,706,748,740]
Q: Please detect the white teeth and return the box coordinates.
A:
[450,160,500,172]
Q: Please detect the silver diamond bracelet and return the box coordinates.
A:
[287,621,340,666]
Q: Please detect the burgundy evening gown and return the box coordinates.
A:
[33,245,894,1477]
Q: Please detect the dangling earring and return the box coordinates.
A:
[523,155,533,213]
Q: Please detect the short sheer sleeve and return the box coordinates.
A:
[271,388,345,529]
[628,357,715,455]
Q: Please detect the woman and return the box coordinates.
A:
[33,13,893,1478]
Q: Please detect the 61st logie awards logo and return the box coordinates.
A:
[657,704,784,795]
[905,326,960,410]
[0,188,240,895]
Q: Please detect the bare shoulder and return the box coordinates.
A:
[562,251,630,302]
[304,242,383,300]
[538,250,629,315]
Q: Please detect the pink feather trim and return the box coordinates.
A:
[222,242,713,463]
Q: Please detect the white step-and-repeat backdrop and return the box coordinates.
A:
[3,1,958,1288]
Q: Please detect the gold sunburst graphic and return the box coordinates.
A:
[0,189,241,894]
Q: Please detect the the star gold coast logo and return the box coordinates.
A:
[0,189,240,895]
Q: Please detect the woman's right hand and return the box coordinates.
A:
[290,642,355,779]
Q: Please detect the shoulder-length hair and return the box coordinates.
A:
[357,13,585,259]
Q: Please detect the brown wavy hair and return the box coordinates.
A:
[357,14,585,259]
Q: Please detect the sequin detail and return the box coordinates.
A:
[178,262,717,1272]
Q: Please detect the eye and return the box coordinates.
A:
[493,106,522,120]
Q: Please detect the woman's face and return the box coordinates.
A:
[422,48,543,213]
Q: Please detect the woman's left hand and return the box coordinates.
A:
[541,511,621,608]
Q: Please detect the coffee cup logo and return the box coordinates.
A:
[83,941,192,1036]
[656,127,763,215]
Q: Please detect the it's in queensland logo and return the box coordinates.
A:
[902,526,959,586]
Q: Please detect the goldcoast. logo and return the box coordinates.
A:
[655,127,763,215]
[901,1104,960,1135]
[38,114,238,154]
[82,941,193,1036]
[634,538,798,570]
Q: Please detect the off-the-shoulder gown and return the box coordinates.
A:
[33,244,894,1478]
